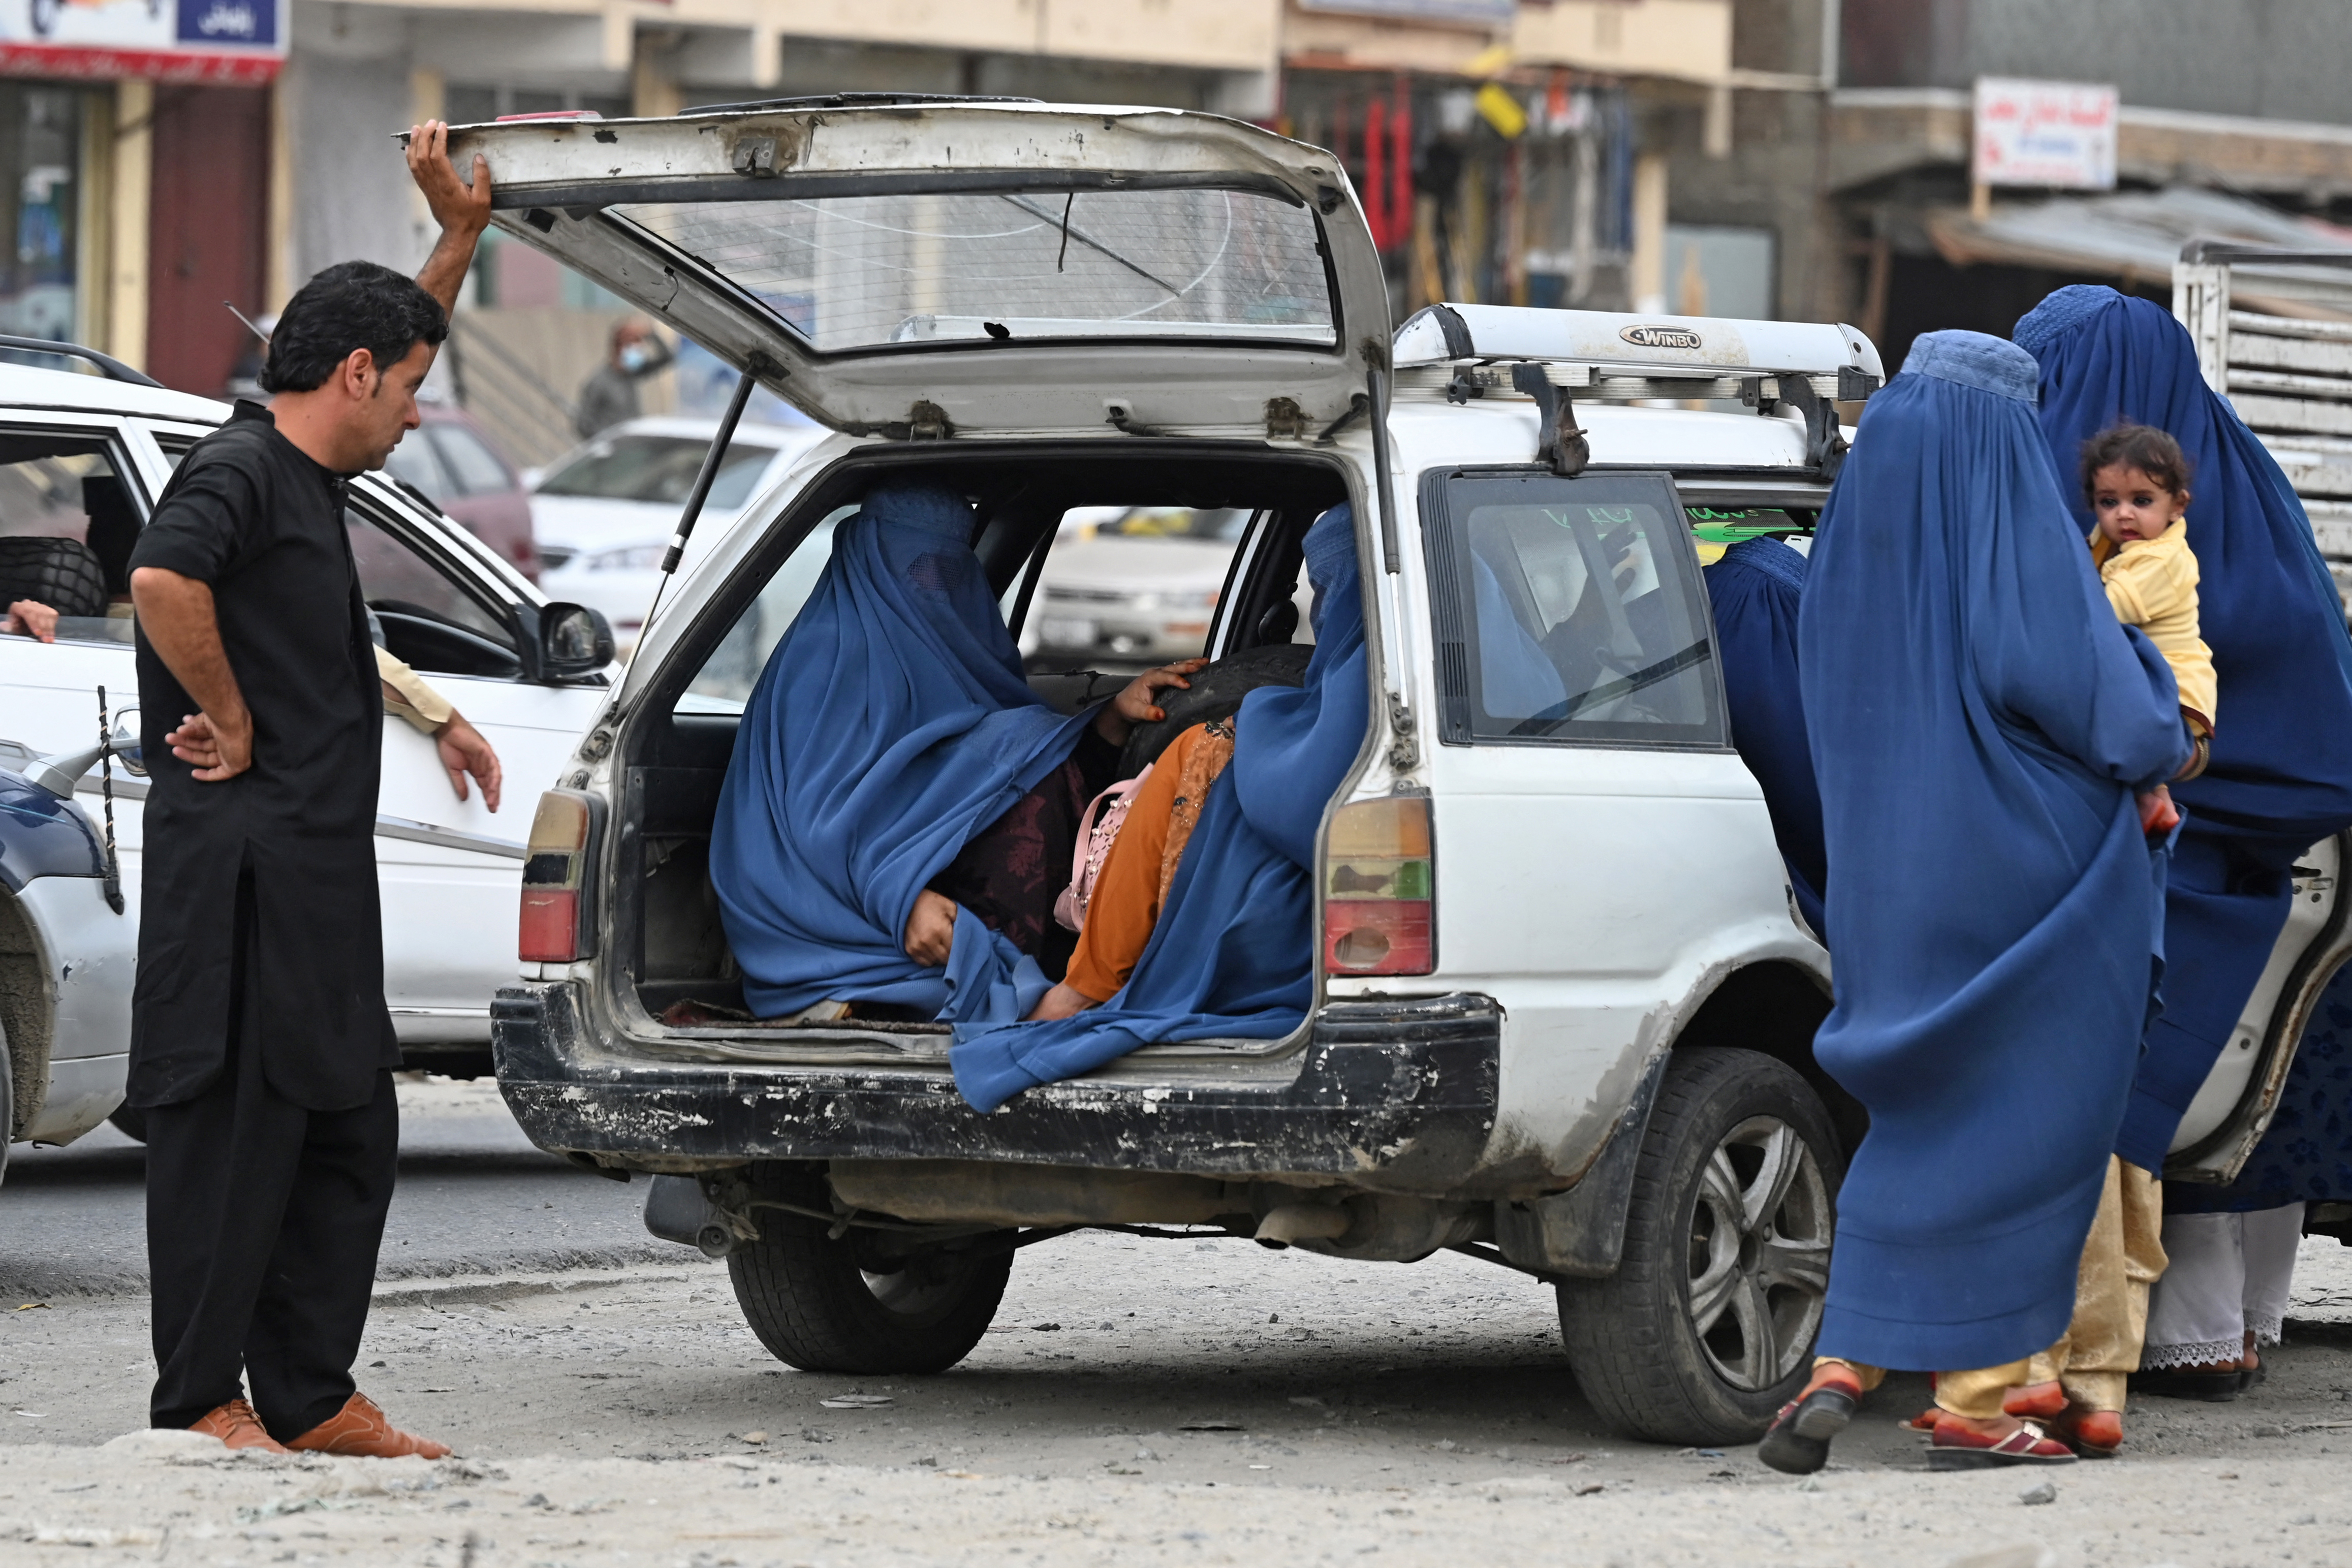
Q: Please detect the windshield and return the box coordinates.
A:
[609,187,1336,354]
[537,435,778,509]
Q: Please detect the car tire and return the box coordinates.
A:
[0,536,108,618]
[1556,1046,1842,1446]
[727,1168,1012,1375]
[1118,642,1312,776]
[1,1016,12,1189]
[107,1104,148,1143]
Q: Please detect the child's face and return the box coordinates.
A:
[2091,463,2187,545]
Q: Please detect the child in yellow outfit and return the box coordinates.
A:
[2083,423,2215,829]
[1987,425,2214,1459]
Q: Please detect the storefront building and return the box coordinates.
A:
[0,0,285,392]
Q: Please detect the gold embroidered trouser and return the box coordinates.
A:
[1812,1357,2032,1421]
[2023,1157,2168,1412]
[1811,1158,2165,1420]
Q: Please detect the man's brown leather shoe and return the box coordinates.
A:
[284,1392,451,1459]
[189,1399,288,1453]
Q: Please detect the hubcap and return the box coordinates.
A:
[1683,1114,1832,1392]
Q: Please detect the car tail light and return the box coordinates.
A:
[1322,794,1434,976]
[520,789,602,963]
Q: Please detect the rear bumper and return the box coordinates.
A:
[492,983,1501,1194]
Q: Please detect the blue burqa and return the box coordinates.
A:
[1705,537,1827,934]
[951,506,1370,1111]
[711,483,1092,1021]
[2015,286,2352,1170]
[1799,332,2190,1372]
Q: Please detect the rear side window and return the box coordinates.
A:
[1424,470,1724,748]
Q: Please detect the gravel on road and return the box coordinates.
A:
[6,1080,2352,1564]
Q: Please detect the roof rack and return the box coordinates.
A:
[0,334,160,389]
[682,92,1043,117]
[1393,304,1883,478]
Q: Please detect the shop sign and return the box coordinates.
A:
[0,0,286,84]
[1295,0,1516,23]
[1972,77,2118,191]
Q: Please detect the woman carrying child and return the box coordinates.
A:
[2014,287,2352,1428]
[1761,330,2189,1475]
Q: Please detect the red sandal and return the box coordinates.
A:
[1928,1418,2077,1470]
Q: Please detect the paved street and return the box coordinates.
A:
[0,1078,665,1302]
[5,1079,2352,1564]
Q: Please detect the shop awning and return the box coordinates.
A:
[1926,186,2352,317]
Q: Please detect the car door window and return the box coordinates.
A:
[430,424,513,496]
[0,427,142,645]
[1425,469,1725,748]
[1027,506,1263,672]
[345,501,522,678]
[674,507,852,715]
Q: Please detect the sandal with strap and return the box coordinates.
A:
[1927,1418,2077,1470]
[1760,1383,1857,1476]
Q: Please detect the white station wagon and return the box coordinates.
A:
[0,352,616,1154]
[466,99,2344,1444]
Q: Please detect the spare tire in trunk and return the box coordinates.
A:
[0,536,107,619]
[1118,642,1312,776]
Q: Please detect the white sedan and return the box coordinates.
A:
[529,416,825,647]
[0,353,616,1152]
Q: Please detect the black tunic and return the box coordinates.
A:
[126,400,397,1112]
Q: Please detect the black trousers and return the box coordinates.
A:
[145,1026,398,1436]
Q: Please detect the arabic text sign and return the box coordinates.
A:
[0,0,284,83]
[1973,77,2118,191]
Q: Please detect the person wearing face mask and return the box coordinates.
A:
[574,320,673,440]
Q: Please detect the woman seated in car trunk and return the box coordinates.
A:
[710,479,1198,1025]
[956,504,1367,1107]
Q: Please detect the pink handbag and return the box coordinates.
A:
[1053,766,1150,932]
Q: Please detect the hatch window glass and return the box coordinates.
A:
[1429,472,1723,747]
[538,433,777,510]
[611,187,1335,354]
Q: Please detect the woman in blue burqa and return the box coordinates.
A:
[950,504,1368,1112]
[1758,332,2191,1477]
[2014,286,2352,1399]
[1705,537,1827,934]
[710,481,1202,1027]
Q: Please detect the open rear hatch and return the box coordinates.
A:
[440,100,1388,440]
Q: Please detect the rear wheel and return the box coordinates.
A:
[727,1168,1011,1374]
[1556,1046,1841,1445]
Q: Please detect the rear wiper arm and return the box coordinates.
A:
[1509,638,1715,736]
[997,194,1184,297]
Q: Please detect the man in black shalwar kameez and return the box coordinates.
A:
[124,124,497,1455]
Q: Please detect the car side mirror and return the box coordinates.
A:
[538,602,615,679]
[110,707,144,777]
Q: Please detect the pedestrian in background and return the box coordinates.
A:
[121,121,495,1456]
[574,319,672,439]
[1760,330,2190,1475]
